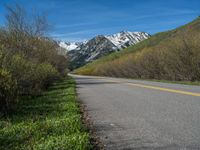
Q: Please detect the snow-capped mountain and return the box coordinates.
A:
[60,31,150,69]
[58,41,85,51]
[106,31,149,49]
[68,35,119,69]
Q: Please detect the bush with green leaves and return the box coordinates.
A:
[4,54,59,95]
[31,62,60,94]
[0,69,17,112]
[0,4,68,113]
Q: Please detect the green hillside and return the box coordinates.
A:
[75,17,200,81]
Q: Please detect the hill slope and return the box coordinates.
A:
[75,17,200,81]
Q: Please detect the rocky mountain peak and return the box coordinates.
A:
[59,31,150,69]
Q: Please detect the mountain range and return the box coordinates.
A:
[59,31,150,69]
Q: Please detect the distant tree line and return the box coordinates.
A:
[0,4,68,114]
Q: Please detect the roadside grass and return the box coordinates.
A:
[143,79,200,86]
[115,76,200,86]
[73,73,200,86]
[0,77,91,150]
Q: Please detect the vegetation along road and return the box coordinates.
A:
[0,77,91,150]
[71,74,200,150]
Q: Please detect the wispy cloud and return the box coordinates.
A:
[51,33,68,38]
[56,22,97,29]
[51,26,123,41]
[50,31,89,38]
[51,33,87,42]
[133,9,197,20]
[58,26,127,36]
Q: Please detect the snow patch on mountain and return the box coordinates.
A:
[58,41,87,51]
[59,42,78,51]
[106,31,150,49]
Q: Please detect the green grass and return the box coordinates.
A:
[145,79,200,86]
[0,77,91,150]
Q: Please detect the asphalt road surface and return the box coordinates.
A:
[71,74,200,150]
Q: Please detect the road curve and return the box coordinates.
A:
[71,74,200,150]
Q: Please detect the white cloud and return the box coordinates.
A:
[56,22,97,29]
[133,9,197,20]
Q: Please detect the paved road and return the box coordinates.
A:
[71,75,200,150]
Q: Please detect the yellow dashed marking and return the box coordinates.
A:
[126,83,200,97]
[102,78,200,97]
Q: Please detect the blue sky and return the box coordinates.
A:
[0,0,200,42]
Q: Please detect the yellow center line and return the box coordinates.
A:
[126,83,200,97]
[102,78,200,97]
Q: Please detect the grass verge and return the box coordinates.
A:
[0,77,91,150]
[140,79,200,86]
